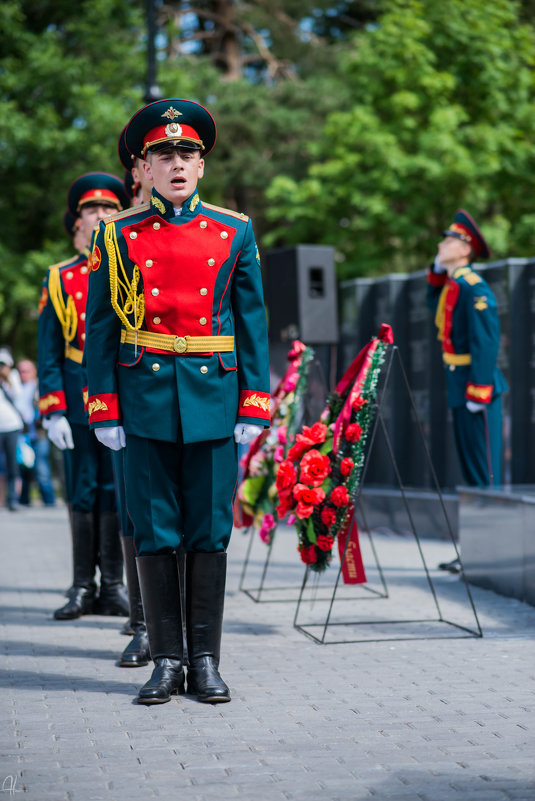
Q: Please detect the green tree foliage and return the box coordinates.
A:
[0,0,361,353]
[265,0,535,277]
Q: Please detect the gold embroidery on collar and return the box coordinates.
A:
[151,195,166,214]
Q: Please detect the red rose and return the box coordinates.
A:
[345,423,362,443]
[299,544,317,564]
[331,485,350,507]
[301,422,328,444]
[316,534,334,552]
[320,506,337,527]
[287,433,314,461]
[351,396,367,412]
[276,459,297,491]
[299,449,331,487]
[296,501,314,519]
[292,483,325,507]
[340,457,354,477]
[276,489,294,518]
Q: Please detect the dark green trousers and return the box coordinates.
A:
[69,423,116,513]
[452,395,502,487]
[124,434,237,556]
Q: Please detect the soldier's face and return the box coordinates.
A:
[143,148,204,206]
[79,203,117,247]
[438,235,471,265]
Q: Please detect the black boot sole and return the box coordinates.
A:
[137,685,185,704]
[119,655,150,668]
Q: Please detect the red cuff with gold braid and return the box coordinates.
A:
[87,393,121,424]
[428,269,447,287]
[466,383,493,404]
[39,391,67,416]
[238,390,271,422]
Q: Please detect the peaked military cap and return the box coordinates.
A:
[63,210,77,238]
[67,172,129,217]
[118,125,134,171]
[125,98,216,159]
[443,209,490,260]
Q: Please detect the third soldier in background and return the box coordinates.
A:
[427,209,508,571]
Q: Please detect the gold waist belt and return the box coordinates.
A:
[65,344,83,364]
[120,329,234,354]
[443,352,471,366]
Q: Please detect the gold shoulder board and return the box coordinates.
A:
[464,271,482,286]
[104,202,151,225]
[47,256,79,272]
[201,201,249,222]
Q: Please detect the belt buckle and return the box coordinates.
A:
[173,336,187,354]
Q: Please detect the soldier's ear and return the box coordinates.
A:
[142,159,153,182]
[197,158,205,180]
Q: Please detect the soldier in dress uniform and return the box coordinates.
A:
[38,173,131,619]
[427,210,508,570]
[119,125,153,206]
[84,99,270,705]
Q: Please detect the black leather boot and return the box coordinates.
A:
[96,512,129,616]
[136,552,185,704]
[186,551,230,703]
[119,537,150,667]
[54,511,97,620]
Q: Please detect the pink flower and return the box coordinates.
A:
[261,513,276,531]
[288,340,306,360]
[287,514,296,525]
[283,372,298,392]
[277,425,287,445]
[274,445,285,463]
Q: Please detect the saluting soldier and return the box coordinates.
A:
[428,210,508,567]
[38,173,131,620]
[84,99,270,705]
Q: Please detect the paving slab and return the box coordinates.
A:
[1,505,534,800]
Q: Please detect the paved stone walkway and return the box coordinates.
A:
[1,504,534,800]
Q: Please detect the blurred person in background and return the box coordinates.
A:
[16,358,56,507]
[0,348,24,511]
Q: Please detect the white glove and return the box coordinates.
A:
[466,401,485,413]
[47,416,74,450]
[433,256,447,274]
[234,423,263,445]
[95,425,126,450]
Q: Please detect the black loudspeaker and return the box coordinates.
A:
[264,245,339,344]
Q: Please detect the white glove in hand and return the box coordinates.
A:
[433,256,447,274]
[47,416,74,450]
[466,401,485,413]
[95,425,126,450]
[234,423,263,445]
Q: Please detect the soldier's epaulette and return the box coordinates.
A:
[47,255,80,273]
[464,271,482,286]
[201,201,249,222]
[104,202,151,225]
